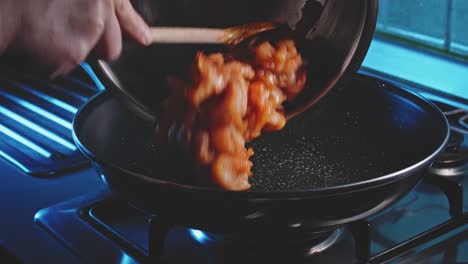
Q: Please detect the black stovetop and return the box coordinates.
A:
[34,174,468,264]
[0,71,467,264]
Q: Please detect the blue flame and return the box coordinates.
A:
[189,229,213,244]
[119,254,137,264]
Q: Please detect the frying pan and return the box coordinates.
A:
[73,74,449,237]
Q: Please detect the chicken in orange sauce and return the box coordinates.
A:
[159,40,306,191]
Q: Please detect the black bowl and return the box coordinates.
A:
[90,0,379,120]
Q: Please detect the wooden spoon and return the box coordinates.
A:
[150,22,278,46]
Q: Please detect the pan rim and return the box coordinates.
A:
[72,74,450,200]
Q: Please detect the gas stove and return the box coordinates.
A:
[0,69,467,264]
[429,101,468,179]
[34,176,468,264]
[35,86,468,263]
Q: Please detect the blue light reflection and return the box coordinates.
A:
[0,90,72,129]
[0,124,51,158]
[50,83,89,102]
[10,81,78,113]
[81,63,106,91]
[362,39,468,99]
[0,105,77,151]
[0,150,30,173]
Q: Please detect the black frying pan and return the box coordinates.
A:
[73,74,449,237]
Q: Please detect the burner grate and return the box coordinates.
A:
[353,175,468,263]
[34,174,468,264]
[460,114,468,130]
[431,100,468,135]
[0,64,100,176]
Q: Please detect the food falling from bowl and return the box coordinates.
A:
[158,40,306,191]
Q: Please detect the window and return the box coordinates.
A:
[362,0,468,100]
[377,0,467,58]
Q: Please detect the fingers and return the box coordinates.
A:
[114,0,152,45]
[26,0,150,79]
[94,10,123,61]
[94,0,149,61]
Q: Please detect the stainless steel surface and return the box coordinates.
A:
[306,228,344,256]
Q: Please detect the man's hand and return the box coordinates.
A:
[1,0,151,77]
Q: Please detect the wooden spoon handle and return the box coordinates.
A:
[150,27,226,44]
